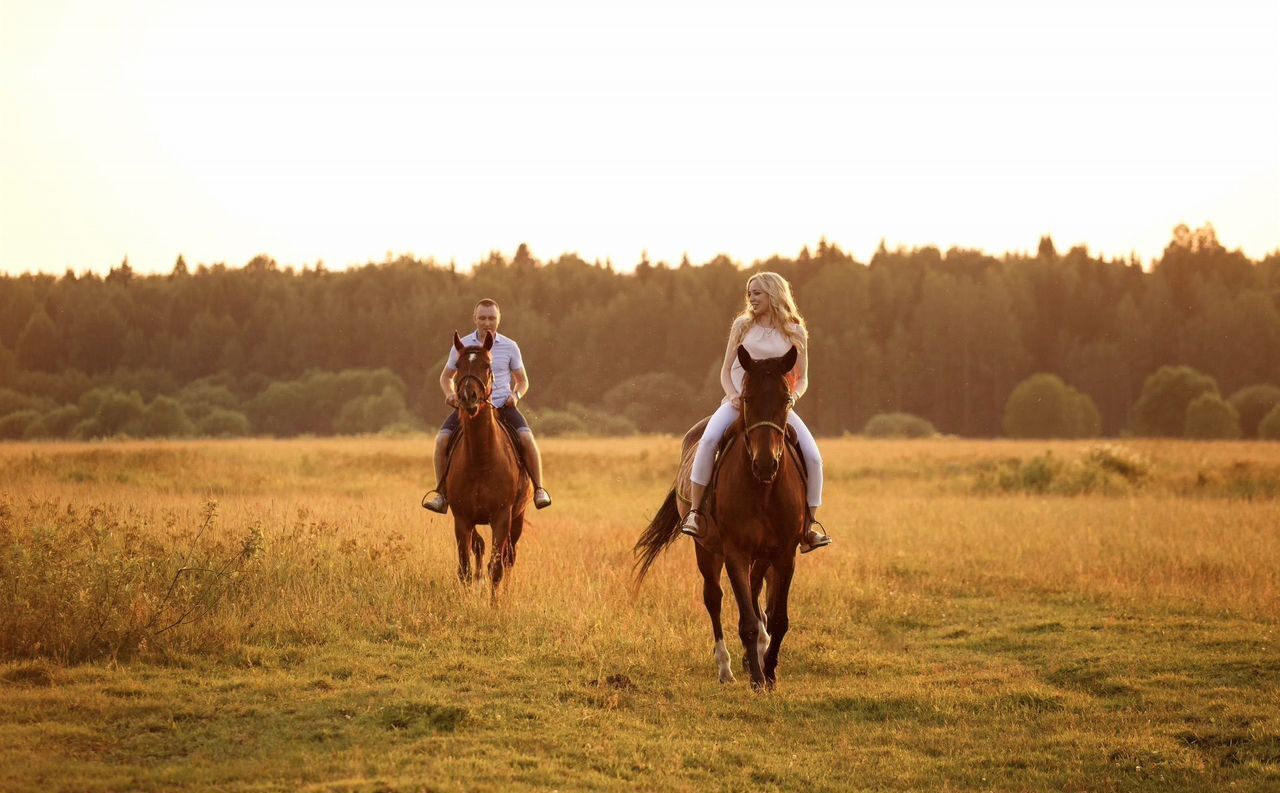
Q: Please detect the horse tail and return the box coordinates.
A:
[632,488,682,586]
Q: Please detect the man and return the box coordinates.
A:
[422,298,552,513]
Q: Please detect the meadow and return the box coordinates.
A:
[1,435,1278,792]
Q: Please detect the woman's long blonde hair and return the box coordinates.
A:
[731,272,807,348]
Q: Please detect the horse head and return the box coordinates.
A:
[452,330,495,417]
[736,344,797,483]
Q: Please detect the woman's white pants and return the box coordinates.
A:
[689,401,823,507]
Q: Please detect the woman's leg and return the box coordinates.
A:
[682,402,741,537]
[787,411,831,552]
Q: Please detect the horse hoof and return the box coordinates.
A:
[718,670,736,684]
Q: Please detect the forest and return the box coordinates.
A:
[1,224,1278,440]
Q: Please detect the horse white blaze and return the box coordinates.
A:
[714,639,734,683]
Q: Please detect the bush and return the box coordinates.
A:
[1228,384,1280,438]
[0,388,54,416]
[977,447,1144,496]
[23,405,82,439]
[1003,374,1101,439]
[1184,393,1241,439]
[1131,366,1218,437]
[534,410,588,437]
[0,410,41,440]
[1259,404,1280,441]
[178,379,239,421]
[75,388,146,438]
[196,408,252,438]
[562,403,638,436]
[862,412,937,438]
[140,396,196,437]
[247,369,408,436]
[334,387,412,434]
[602,372,699,434]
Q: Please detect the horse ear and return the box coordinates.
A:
[453,331,464,352]
[483,331,494,350]
[782,344,798,372]
[736,345,753,371]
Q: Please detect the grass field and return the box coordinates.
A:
[2,435,1279,792]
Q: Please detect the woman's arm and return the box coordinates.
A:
[791,326,809,401]
[720,318,747,405]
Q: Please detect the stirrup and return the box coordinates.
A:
[680,509,704,539]
[800,519,832,554]
[421,489,448,514]
[533,487,552,509]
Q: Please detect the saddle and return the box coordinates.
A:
[440,416,530,495]
[675,415,808,506]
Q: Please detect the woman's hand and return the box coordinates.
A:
[729,394,743,410]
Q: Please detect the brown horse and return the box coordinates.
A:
[634,345,806,689]
[444,331,532,593]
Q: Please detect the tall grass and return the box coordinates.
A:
[0,436,1277,666]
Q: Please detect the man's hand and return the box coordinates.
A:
[445,394,459,408]
[507,392,520,408]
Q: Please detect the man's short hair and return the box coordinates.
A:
[475,298,500,313]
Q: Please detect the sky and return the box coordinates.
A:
[1,0,1277,275]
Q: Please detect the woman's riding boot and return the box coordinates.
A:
[800,519,831,554]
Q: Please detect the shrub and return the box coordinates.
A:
[1082,443,1151,481]
[140,396,196,437]
[562,403,638,436]
[0,388,54,416]
[977,448,1143,496]
[196,408,252,438]
[1259,404,1280,441]
[334,387,412,434]
[602,372,699,434]
[1227,385,1280,438]
[23,405,82,439]
[0,410,41,440]
[75,388,146,438]
[0,499,261,662]
[1131,366,1218,437]
[1184,393,1241,439]
[1003,374,1100,439]
[534,410,588,437]
[862,412,937,438]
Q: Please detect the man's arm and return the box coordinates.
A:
[509,367,529,406]
[440,364,458,407]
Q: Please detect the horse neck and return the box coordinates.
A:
[459,404,503,453]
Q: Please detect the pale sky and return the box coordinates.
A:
[2,0,1277,275]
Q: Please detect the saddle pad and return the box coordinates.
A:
[674,417,806,504]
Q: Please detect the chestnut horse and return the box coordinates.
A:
[444,331,532,593]
[634,345,806,689]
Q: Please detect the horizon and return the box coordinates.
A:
[3,0,1278,277]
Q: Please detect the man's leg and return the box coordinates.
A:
[518,430,552,508]
[423,412,460,514]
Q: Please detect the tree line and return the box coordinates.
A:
[1,224,1278,440]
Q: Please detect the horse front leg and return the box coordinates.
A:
[487,510,513,600]
[763,556,795,690]
[695,543,732,683]
[748,560,770,672]
[725,551,766,689]
[453,515,475,584]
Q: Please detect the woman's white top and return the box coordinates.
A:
[728,322,803,399]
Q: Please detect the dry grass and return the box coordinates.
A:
[1,436,1278,791]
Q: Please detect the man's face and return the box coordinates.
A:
[474,305,500,336]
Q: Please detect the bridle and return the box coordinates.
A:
[743,411,790,483]
[454,364,494,413]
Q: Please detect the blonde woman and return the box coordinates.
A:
[680,272,831,553]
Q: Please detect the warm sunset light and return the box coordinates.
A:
[2,0,1276,274]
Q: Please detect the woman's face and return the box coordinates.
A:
[746,281,772,316]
